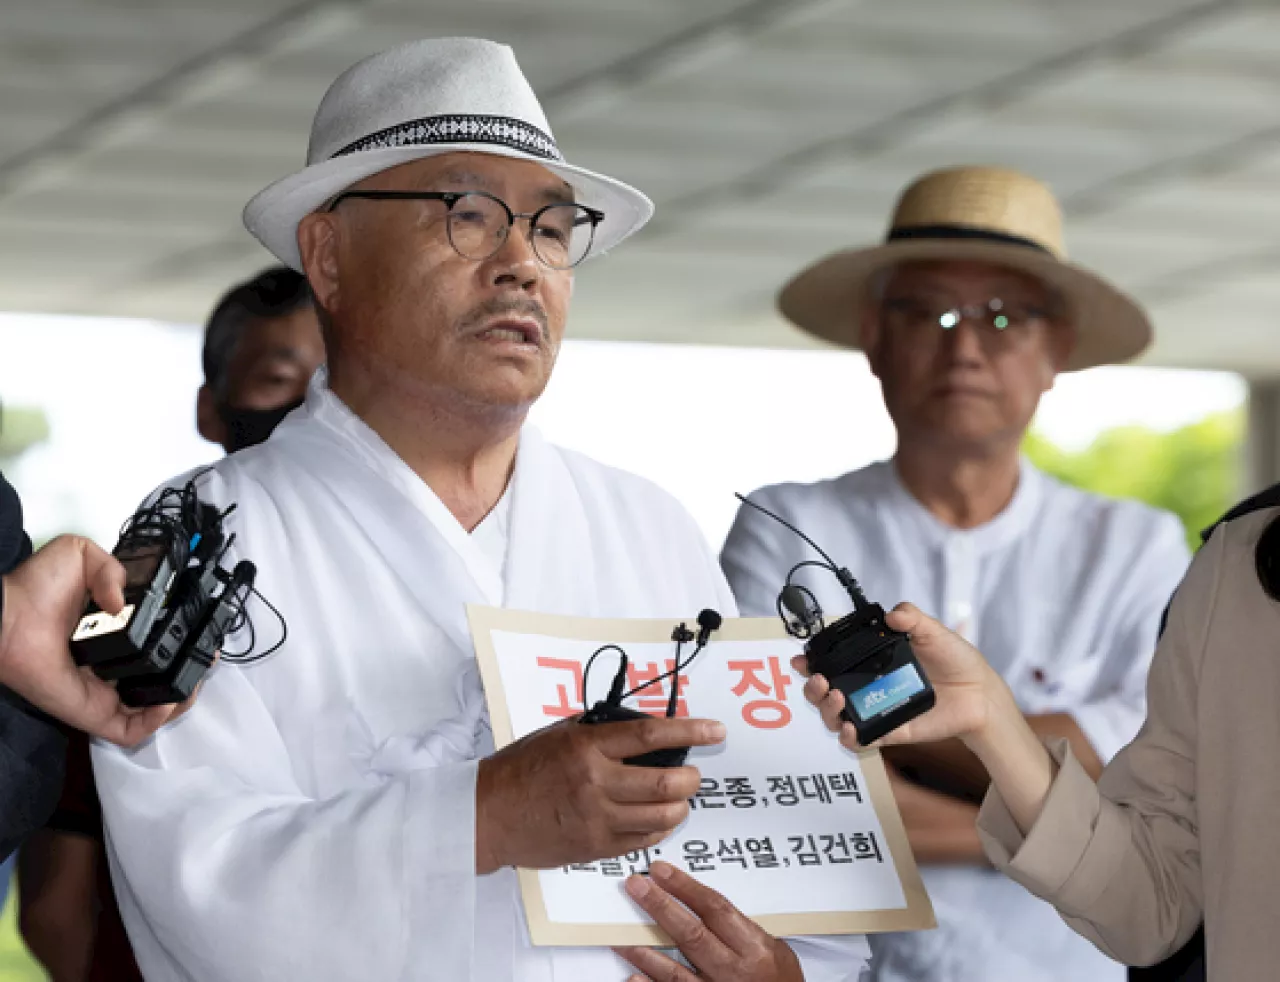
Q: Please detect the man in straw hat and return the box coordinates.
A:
[91,38,869,982]
[722,166,1191,981]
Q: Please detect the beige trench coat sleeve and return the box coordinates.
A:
[974,520,1222,967]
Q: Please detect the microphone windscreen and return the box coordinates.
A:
[780,585,810,620]
[697,609,723,632]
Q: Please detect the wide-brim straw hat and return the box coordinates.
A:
[244,37,653,271]
[778,166,1151,371]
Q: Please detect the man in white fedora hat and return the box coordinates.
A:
[722,165,1191,982]
[91,37,869,982]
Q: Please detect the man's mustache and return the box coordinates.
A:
[458,298,550,342]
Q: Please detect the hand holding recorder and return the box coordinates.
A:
[0,535,189,747]
[798,603,1060,834]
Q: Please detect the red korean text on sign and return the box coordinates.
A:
[728,655,792,728]
[626,660,689,718]
[536,657,689,720]
[537,657,584,719]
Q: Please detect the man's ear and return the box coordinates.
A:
[1042,321,1077,391]
[860,302,887,380]
[297,212,342,315]
[196,384,229,451]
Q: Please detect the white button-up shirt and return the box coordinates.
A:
[722,459,1191,982]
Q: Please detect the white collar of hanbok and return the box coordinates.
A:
[295,369,507,604]
[276,369,603,621]
[883,455,1044,555]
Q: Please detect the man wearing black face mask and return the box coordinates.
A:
[196,266,326,454]
[17,267,325,982]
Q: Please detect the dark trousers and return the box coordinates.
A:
[1129,928,1205,982]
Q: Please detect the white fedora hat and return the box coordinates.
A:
[778,166,1152,371]
[244,37,653,270]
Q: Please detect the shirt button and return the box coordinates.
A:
[1031,667,1047,685]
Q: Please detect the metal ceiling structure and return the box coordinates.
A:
[3,0,1280,374]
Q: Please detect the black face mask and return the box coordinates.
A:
[220,399,304,453]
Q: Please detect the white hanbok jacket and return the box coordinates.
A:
[93,378,869,982]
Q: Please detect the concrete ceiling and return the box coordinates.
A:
[3,0,1280,374]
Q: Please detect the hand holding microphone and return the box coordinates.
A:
[579,608,723,767]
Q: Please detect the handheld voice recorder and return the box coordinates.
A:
[735,494,935,745]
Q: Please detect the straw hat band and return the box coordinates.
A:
[889,166,1066,256]
[333,112,563,162]
[886,224,1055,256]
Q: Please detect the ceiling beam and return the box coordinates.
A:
[0,0,379,201]
[84,0,851,306]
[542,0,852,121]
[1065,122,1280,218]
[1134,240,1280,304]
[638,0,1247,238]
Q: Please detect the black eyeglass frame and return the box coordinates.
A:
[324,189,605,269]
[880,295,1061,335]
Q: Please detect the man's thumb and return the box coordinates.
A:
[81,537,127,616]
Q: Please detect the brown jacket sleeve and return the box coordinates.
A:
[975,519,1221,967]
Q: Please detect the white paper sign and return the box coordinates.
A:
[468,606,934,947]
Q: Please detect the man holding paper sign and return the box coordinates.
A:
[92,38,867,982]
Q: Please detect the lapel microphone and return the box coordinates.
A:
[694,608,722,648]
[579,608,722,767]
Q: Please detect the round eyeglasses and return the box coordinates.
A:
[325,189,604,269]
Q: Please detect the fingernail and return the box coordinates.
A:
[703,721,726,741]
[625,875,651,899]
[650,860,674,881]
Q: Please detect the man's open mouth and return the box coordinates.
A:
[477,319,542,345]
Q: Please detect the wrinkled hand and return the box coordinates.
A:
[475,716,725,874]
[0,535,192,746]
[794,603,1002,752]
[615,861,803,982]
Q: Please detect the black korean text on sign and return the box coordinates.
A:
[769,775,800,806]
[692,778,726,809]
[564,848,655,877]
[683,840,716,873]
[799,774,832,805]
[726,776,758,807]
[746,837,781,869]
[829,772,862,803]
[763,773,862,807]
[690,777,764,811]
[849,831,883,862]
[790,834,822,867]
[663,832,884,874]
[717,838,749,869]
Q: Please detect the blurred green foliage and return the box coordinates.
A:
[1024,409,1246,550]
[0,406,55,981]
[0,876,46,982]
[0,407,49,465]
